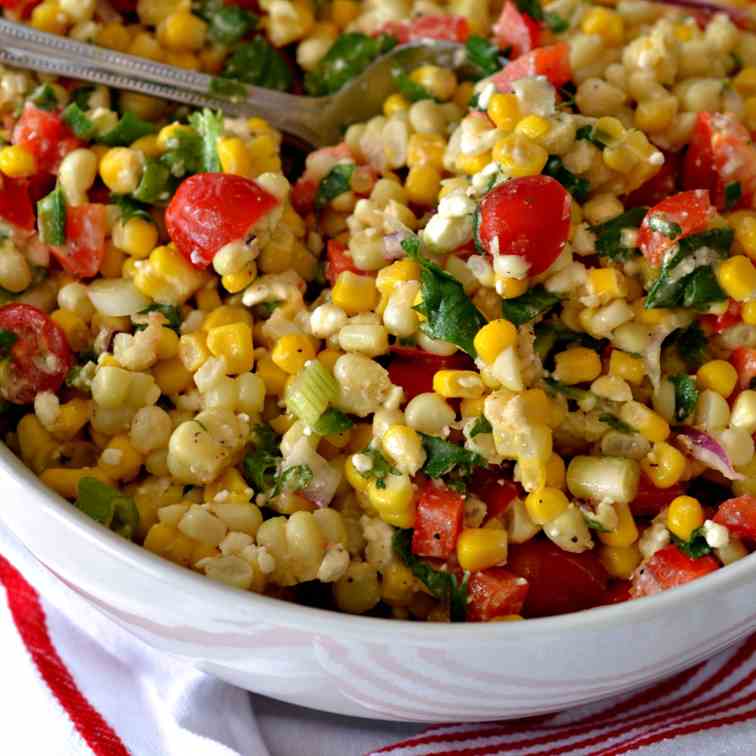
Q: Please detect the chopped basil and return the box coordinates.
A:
[271,464,313,498]
[355,447,400,490]
[465,36,503,79]
[469,415,492,438]
[37,186,66,246]
[393,529,468,622]
[28,83,58,111]
[669,374,699,423]
[75,477,139,540]
[402,236,486,358]
[70,85,95,110]
[725,181,742,211]
[97,111,155,147]
[647,215,682,239]
[542,155,590,202]
[111,194,153,225]
[137,304,182,332]
[0,329,17,358]
[222,37,293,92]
[203,2,257,45]
[533,322,604,365]
[544,12,569,33]
[598,413,635,434]
[515,0,543,21]
[501,285,560,326]
[420,433,485,479]
[590,206,647,261]
[671,527,712,559]
[313,408,354,435]
[305,32,397,96]
[61,103,95,139]
[243,424,281,492]
[668,323,708,372]
[315,163,355,209]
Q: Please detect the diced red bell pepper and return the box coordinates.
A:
[291,178,318,215]
[630,474,686,518]
[412,480,465,559]
[387,346,475,401]
[0,175,35,231]
[466,568,529,622]
[713,495,756,541]
[468,468,519,521]
[493,2,541,58]
[12,104,80,175]
[701,300,741,335]
[490,43,571,93]
[630,544,718,598]
[324,239,372,286]
[730,347,756,392]
[51,204,108,279]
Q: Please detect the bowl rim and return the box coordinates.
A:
[3,441,755,641]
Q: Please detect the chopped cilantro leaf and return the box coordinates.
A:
[28,83,58,111]
[420,433,485,479]
[515,0,543,21]
[670,323,708,372]
[222,37,293,91]
[314,408,354,435]
[545,12,569,33]
[469,415,492,438]
[271,464,313,498]
[501,285,560,326]
[590,207,647,261]
[669,374,699,422]
[355,447,400,490]
[543,155,590,202]
[315,163,355,209]
[671,526,712,559]
[243,424,281,492]
[465,36,503,79]
[97,111,155,147]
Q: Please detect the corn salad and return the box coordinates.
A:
[1,0,756,623]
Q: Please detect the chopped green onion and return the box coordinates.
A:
[37,186,66,246]
[286,360,339,426]
[61,103,95,139]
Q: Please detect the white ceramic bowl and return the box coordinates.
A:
[2,443,755,723]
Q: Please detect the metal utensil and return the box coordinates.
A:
[0,19,467,146]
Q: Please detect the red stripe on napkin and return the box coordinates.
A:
[0,555,129,756]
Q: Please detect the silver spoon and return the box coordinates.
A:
[0,18,469,146]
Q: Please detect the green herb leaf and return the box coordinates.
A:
[576,124,610,147]
[670,323,708,372]
[315,163,355,209]
[469,415,492,437]
[133,159,173,204]
[223,37,293,91]
[61,103,95,139]
[70,85,95,110]
[533,322,604,365]
[671,526,712,559]
[542,155,590,202]
[97,111,155,147]
[465,36,502,79]
[420,433,486,479]
[271,464,313,498]
[584,515,611,532]
[37,186,66,246]
[243,424,281,492]
[648,215,682,239]
[501,284,560,326]
[544,12,569,33]
[138,304,182,332]
[188,109,224,173]
[598,413,635,434]
[28,83,58,111]
[543,377,592,402]
[209,77,248,101]
[313,408,354,435]
[0,329,17,358]
[402,236,486,358]
[305,32,396,96]
[725,181,742,211]
[590,207,647,261]
[111,194,153,224]
[669,374,699,422]
[206,4,257,45]
[355,447,400,490]
[681,266,726,309]
[515,0,543,21]
[75,477,139,539]
[394,71,434,102]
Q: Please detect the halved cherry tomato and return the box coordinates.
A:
[730,347,756,392]
[50,204,108,279]
[493,2,541,58]
[701,299,741,335]
[508,539,608,617]
[0,303,73,405]
[412,480,465,559]
[0,0,41,16]
[325,239,371,286]
[0,175,35,231]
[387,346,475,401]
[468,468,519,521]
[165,173,279,269]
[291,178,317,215]
[637,190,714,267]
[630,474,685,518]
[466,568,529,622]
[624,150,681,209]
[630,544,718,598]
[109,0,137,11]
[601,581,632,606]
[378,15,470,44]
[714,495,756,541]
[12,105,80,175]
[477,175,571,277]
[490,43,571,93]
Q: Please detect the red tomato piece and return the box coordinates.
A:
[493,2,541,58]
[324,239,370,286]
[713,495,756,540]
[468,469,519,521]
[301,143,353,185]
[379,15,470,44]
[0,0,41,16]
[508,539,609,618]
[12,105,80,174]
[637,190,714,267]
[50,204,108,279]
[412,480,465,559]
[0,303,73,405]
[601,581,632,606]
[630,474,685,518]
[0,175,35,231]
[701,299,741,335]
[291,178,317,215]
[165,173,279,269]
[466,568,529,622]
[109,0,137,11]
[630,544,718,598]
[624,150,681,209]
[387,346,474,401]
[730,347,756,391]
[477,175,571,277]
[490,43,571,93]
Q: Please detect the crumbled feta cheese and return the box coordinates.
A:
[702,519,730,549]
[352,453,373,474]
[493,254,531,280]
[317,544,350,582]
[100,448,123,466]
[512,76,556,116]
[34,391,60,429]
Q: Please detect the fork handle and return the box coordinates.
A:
[0,19,326,145]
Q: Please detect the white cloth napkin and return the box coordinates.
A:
[1,521,755,756]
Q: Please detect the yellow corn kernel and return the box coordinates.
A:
[256,356,289,396]
[199,46,227,75]
[330,0,359,27]
[49,399,91,442]
[157,10,207,52]
[405,164,442,206]
[316,348,341,372]
[17,415,58,474]
[620,401,669,442]
[641,442,686,489]
[271,334,316,375]
[487,93,520,132]
[193,287,219,313]
[492,133,548,178]
[457,528,509,572]
[246,133,281,176]
[144,523,196,566]
[40,467,110,500]
[367,474,416,528]
[460,397,485,418]
[599,543,641,580]
[133,244,208,305]
[376,260,420,296]
[157,123,194,151]
[667,495,705,541]
[100,435,142,481]
[515,115,551,142]
[96,22,131,51]
[99,147,143,196]
[407,133,446,171]
[381,562,415,606]
[634,97,678,133]
[50,309,88,352]
[581,7,624,46]
[609,350,645,385]
[497,276,528,299]
[544,453,566,489]
[717,255,756,302]
[204,468,251,503]
[153,357,193,395]
[178,332,210,372]
[206,322,254,375]
[743,300,756,326]
[474,319,517,364]
[344,455,370,493]
[734,67,756,96]
[456,151,492,176]
[588,268,627,300]
[697,359,738,398]
[433,370,485,399]
[217,136,254,179]
[745,97,756,132]
[114,217,158,259]
[525,487,569,525]
[732,214,756,260]
[0,145,37,178]
[164,51,201,70]
[99,243,125,279]
[598,501,639,547]
[128,31,164,62]
[383,93,410,117]
[30,1,67,34]
[332,270,378,315]
[409,65,457,101]
[122,92,165,123]
[553,347,602,385]
[202,305,253,331]
[222,265,257,294]
[454,80,475,110]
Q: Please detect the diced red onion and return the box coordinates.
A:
[283,438,342,507]
[676,427,745,481]
[384,230,410,260]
